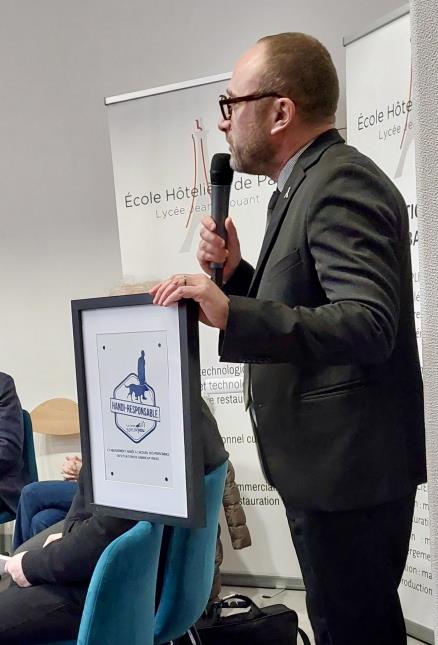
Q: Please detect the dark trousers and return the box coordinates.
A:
[0,581,85,644]
[0,522,85,644]
[287,490,416,645]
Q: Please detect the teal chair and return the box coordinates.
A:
[154,461,228,644]
[45,520,164,645]
[43,461,227,645]
[0,409,38,525]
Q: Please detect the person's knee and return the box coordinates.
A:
[20,482,41,503]
[30,510,60,536]
[17,483,43,516]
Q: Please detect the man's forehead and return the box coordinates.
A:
[228,43,266,95]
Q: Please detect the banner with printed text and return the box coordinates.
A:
[106,77,300,582]
[345,12,432,634]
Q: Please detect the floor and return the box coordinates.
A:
[222,585,426,645]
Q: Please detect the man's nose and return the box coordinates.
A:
[218,116,230,132]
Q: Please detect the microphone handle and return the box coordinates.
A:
[210,184,231,288]
[212,267,224,288]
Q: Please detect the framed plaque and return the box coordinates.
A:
[71,294,205,527]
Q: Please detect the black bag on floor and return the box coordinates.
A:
[196,593,311,645]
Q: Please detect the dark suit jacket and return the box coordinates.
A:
[0,372,26,513]
[22,398,228,586]
[220,129,426,512]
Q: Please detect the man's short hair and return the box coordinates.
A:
[258,32,339,124]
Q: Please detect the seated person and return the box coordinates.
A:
[0,372,26,515]
[13,456,82,550]
[0,399,228,644]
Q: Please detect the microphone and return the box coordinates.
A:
[210,153,234,288]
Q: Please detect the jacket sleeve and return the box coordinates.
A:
[22,514,136,585]
[222,260,254,296]
[220,162,403,366]
[0,375,23,474]
[222,461,251,550]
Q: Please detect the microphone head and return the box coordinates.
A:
[210,153,234,186]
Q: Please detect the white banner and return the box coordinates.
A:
[346,11,432,633]
[106,76,300,582]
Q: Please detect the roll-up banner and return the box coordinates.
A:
[345,7,432,642]
[105,75,302,587]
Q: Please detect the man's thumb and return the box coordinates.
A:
[225,217,239,248]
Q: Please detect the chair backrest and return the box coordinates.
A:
[31,398,80,435]
[22,409,38,484]
[154,460,228,644]
[76,521,163,645]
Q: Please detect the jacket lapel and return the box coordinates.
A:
[248,129,344,297]
[248,169,305,296]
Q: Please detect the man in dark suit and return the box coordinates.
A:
[0,372,26,514]
[151,32,426,645]
[0,399,227,643]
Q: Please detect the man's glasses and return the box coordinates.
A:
[219,92,282,120]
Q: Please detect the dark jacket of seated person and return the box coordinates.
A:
[0,399,228,644]
[0,372,26,514]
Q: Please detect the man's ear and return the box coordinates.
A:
[271,98,296,135]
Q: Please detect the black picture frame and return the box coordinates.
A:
[71,293,205,527]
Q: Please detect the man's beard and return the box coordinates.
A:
[228,129,274,176]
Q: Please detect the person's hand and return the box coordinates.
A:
[150,274,230,329]
[5,552,31,587]
[61,455,82,481]
[197,216,241,282]
[43,532,63,548]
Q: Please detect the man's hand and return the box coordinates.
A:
[5,552,31,587]
[61,455,82,481]
[197,216,241,282]
[43,532,63,548]
[150,274,230,330]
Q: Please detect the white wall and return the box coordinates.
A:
[410,1,438,639]
[0,0,403,473]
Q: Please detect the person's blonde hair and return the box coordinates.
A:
[109,280,156,296]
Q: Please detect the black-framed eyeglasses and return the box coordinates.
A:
[219,92,282,120]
